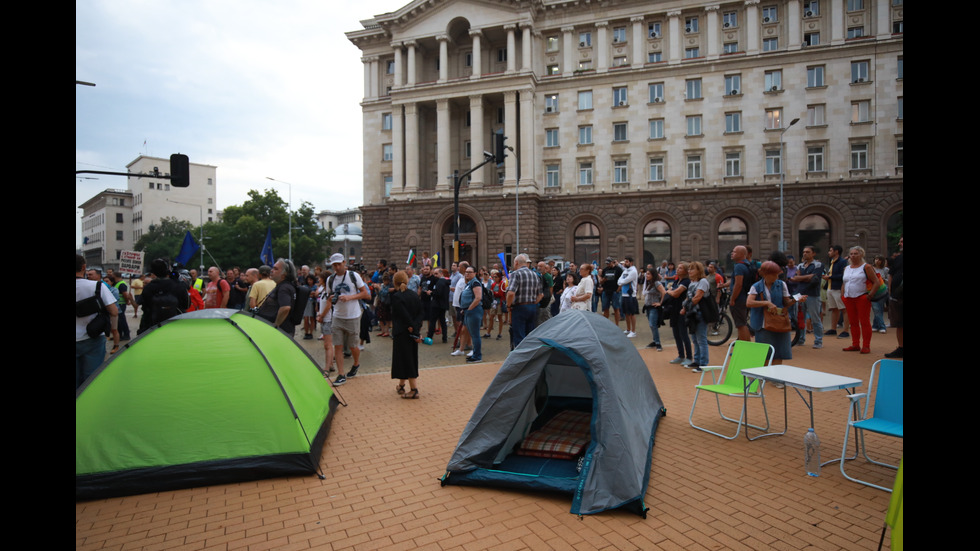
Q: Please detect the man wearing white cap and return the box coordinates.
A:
[326,253,370,386]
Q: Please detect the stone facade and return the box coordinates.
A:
[348,0,903,271]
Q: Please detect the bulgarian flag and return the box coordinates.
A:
[406,249,416,266]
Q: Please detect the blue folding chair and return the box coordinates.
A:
[840,359,903,491]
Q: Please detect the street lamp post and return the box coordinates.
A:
[265,177,292,260]
[779,117,800,252]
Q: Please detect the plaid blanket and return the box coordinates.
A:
[515,410,592,460]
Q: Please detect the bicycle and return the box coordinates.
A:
[707,288,733,346]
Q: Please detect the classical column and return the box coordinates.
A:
[369,57,379,98]
[744,1,760,55]
[406,40,417,86]
[520,22,532,71]
[437,35,449,83]
[706,5,720,59]
[631,17,645,67]
[504,24,516,73]
[469,29,482,79]
[667,11,681,64]
[787,0,801,48]
[405,102,419,193]
[436,98,451,190]
[562,26,574,76]
[362,57,371,99]
[595,21,608,72]
[392,44,403,87]
[469,95,484,186]
[518,89,535,189]
[392,104,404,193]
[503,90,517,185]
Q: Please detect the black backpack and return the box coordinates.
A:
[470,279,494,310]
[288,282,308,326]
[150,280,183,325]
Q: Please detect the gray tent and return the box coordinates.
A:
[442,309,665,516]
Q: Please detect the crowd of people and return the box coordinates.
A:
[77,237,903,393]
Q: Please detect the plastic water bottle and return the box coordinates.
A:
[804,428,821,477]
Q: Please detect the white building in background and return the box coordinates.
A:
[318,208,363,262]
[78,155,218,273]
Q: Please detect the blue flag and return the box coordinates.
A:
[260,227,274,265]
[497,252,509,280]
[174,231,200,265]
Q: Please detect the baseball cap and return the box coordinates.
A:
[329,253,345,265]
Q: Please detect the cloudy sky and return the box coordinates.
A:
[76,0,406,247]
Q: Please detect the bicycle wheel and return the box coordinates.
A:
[791,327,806,347]
[707,313,733,346]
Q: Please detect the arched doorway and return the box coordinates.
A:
[642,219,672,268]
[717,216,748,276]
[886,210,903,255]
[573,222,601,266]
[798,214,831,259]
[442,214,477,266]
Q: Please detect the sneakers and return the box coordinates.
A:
[332,374,347,386]
[824,329,837,336]
[690,364,702,373]
[496,334,502,340]
[812,342,823,349]
[647,342,657,348]
[466,356,482,363]
[467,350,474,358]
[682,358,693,367]
[347,364,360,377]
[669,357,685,364]
[878,329,887,334]
[656,344,663,351]
[626,331,636,338]
[451,349,466,356]
[837,331,850,339]
[884,347,904,358]
[623,330,629,334]
[482,333,491,338]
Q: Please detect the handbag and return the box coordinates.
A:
[763,308,791,333]
[866,269,889,302]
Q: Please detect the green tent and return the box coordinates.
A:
[76,309,338,500]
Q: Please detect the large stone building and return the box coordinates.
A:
[78,155,218,272]
[347,0,903,273]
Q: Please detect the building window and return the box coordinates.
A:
[852,100,871,123]
[578,90,593,110]
[723,11,738,28]
[763,38,778,52]
[804,32,820,46]
[765,70,782,91]
[762,6,778,22]
[546,65,559,75]
[545,94,559,113]
[464,52,472,67]
[766,108,783,129]
[807,104,826,126]
[383,175,393,197]
[766,149,781,174]
[577,60,593,71]
[546,128,559,147]
[116,230,124,241]
[686,154,702,179]
[148,182,153,189]
[847,0,864,10]
[382,112,392,130]
[685,47,700,58]
[893,21,903,34]
[726,151,742,176]
[386,60,395,74]
[896,140,903,167]
[897,56,903,79]
[725,74,741,95]
[851,61,869,83]
[847,27,865,39]
[579,32,592,47]
[497,48,508,62]
[723,42,739,54]
[497,107,504,123]
[578,125,593,145]
[685,78,702,100]
[116,213,123,223]
[649,119,664,139]
[546,164,560,188]
[807,66,825,87]
[165,184,170,191]
[686,17,699,33]
[648,52,662,63]
[613,27,627,43]
[648,22,661,38]
[613,159,629,183]
[725,112,742,133]
[613,86,628,106]
[579,162,593,186]
[649,157,665,181]
[686,115,702,136]
[613,122,629,142]
[613,56,628,67]
[383,144,393,161]
[807,146,825,172]
[648,82,664,103]
[804,1,820,16]
[851,143,869,169]
[546,36,559,52]
[898,97,903,119]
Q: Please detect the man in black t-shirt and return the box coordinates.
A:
[599,257,623,325]
[257,259,297,336]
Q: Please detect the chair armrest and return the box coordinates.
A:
[700,365,723,371]
[846,393,867,403]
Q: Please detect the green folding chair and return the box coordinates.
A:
[688,340,774,439]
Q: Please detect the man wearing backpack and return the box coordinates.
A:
[326,253,370,385]
[257,259,298,336]
[729,245,755,341]
[137,259,189,335]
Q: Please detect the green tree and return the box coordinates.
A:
[134,217,195,264]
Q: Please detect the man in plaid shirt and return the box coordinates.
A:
[506,254,543,348]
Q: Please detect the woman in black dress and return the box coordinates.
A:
[390,271,424,399]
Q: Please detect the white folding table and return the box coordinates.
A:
[741,365,862,441]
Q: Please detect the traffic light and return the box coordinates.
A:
[494,132,507,165]
[170,153,190,187]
